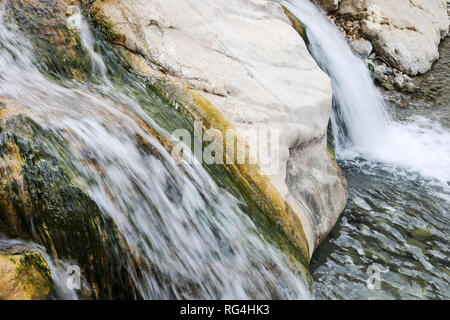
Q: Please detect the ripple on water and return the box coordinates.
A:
[312,160,450,299]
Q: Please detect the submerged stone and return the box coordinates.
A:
[411,228,433,241]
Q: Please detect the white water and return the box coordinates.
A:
[0,8,310,299]
[285,0,450,185]
[67,8,110,84]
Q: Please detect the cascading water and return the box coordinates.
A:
[286,0,449,299]
[0,5,310,299]
[285,0,450,185]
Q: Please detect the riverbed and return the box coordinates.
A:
[311,37,450,300]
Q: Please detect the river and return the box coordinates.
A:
[286,0,450,299]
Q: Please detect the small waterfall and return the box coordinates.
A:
[0,237,79,300]
[285,0,450,185]
[67,8,110,84]
[0,6,310,299]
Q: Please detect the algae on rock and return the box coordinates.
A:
[0,250,52,300]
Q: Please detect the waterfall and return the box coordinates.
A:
[285,0,450,185]
[0,7,310,299]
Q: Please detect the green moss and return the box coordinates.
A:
[327,121,336,161]
[0,114,140,299]
[282,6,309,46]
[0,251,52,300]
[411,228,432,241]
[6,0,93,81]
[89,1,125,46]
[15,251,53,299]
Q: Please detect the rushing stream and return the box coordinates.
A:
[286,0,449,299]
[0,3,309,299]
[0,0,448,300]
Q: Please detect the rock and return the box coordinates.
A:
[0,98,139,299]
[0,250,52,300]
[313,0,342,12]
[399,99,409,108]
[412,228,433,241]
[90,0,348,253]
[381,81,395,91]
[350,37,373,58]
[393,75,405,90]
[337,0,449,75]
[5,0,92,80]
[373,62,389,82]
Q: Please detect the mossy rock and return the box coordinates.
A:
[5,0,93,80]
[86,1,313,265]
[411,228,432,241]
[282,6,309,46]
[0,250,52,300]
[0,104,139,299]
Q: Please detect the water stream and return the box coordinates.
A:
[0,0,448,300]
[0,4,310,299]
[286,0,449,299]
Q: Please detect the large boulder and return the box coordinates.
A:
[337,0,449,75]
[90,0,348,253]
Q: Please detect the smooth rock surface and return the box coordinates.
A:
[90,0,348,253]
[338,0,449,75]
[350,37,373,58]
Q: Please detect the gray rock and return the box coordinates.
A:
[350,37,373,58]
[338,0,449,75]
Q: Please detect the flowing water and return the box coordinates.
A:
[286,0,449,299]
[0,4,310,299]
[1,0,448,300]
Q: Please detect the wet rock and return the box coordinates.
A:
[412,228,433,241]
[372,61,386,80]
[0,99,139,299]
[337,0,449,75]
[6,0,92,80]
[381,81,395,91]
[0,250,52,300]
[349,37,372,58]
[393,75,405,90]
[90,0,348,255]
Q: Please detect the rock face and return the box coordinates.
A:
[90,0,348,253]
[0,250,52,300]
[337,0,449,75]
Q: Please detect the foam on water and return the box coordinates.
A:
[285,0,450,185]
